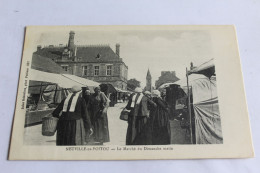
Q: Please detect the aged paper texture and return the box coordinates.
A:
[9,25,254,160]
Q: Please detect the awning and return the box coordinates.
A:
[189,58,215,77]
[158,74,207,90]
[61,74,100,92]
[190,75,222,144]
[29,69,99,92]
[164,73,222,144]
[158,82,175,89]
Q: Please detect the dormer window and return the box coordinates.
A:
[96,53,101,59]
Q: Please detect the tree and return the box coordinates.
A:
[155,71,180,89]
[127,78,141,91]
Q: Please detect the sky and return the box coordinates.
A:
[35,29,214,87]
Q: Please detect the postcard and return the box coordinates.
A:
[9,25,254,160]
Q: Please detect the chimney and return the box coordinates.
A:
[116,43,120,56]
[190,62,194,70]
[37,45,42,51]
[68,31,75,50]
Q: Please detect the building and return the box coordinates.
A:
[146,69,152,92]
[34,31,128,90]
[31,54,69,74]
[155,71,180,89]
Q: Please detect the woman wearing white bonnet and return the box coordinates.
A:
[52,85,93,145]
[150,89,171,145]
[134,87,142,93]
[71,85,81,93]
[152,90,161,98]
[125,87,157,145]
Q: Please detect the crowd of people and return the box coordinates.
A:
[52,86,109,146]
[125,88,171,145]
[51,85,171,146]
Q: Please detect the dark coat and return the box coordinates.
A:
[125,93,157,145]
[52,92,92,145]
[52,93,91,127]
[151,97,171,145]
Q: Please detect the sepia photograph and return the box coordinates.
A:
[9,25,253,160]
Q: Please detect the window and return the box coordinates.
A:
[95,53,101,59]
[82,66,88,76]
[94,66,99,76]
[106,65,112,76]
[61,65,68,71]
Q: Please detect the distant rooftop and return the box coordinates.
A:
[35,44,124,63]
[31,54,69,74]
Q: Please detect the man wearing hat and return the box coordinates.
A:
[52,85,93,145]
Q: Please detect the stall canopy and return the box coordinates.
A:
[61,74,100,92]
[190,75,222,144]
[29,69,100,92]
[187,59,222,144]
[189,58,215,77]
[159,74,206,92]
[159,72,222,144]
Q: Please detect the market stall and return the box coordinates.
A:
[100,83,117,107]
[115,87,128,103]
[25,69,100,127]
[160,59,223,144]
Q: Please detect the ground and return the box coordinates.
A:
[23,102,191,145]
[24,103,128,146]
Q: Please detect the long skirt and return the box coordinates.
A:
[126,116,152,145]
[152,123,171,145]
[56,119,86,146]
[92,113,110,143]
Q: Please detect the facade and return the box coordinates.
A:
[146,69,152,92]
[34,31,128,90]
[155,71,180,89]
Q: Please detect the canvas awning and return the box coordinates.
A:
[189,58,215,77]
[190,75,222,144]
[61,74,100,92]
[158,74,207,91]
[162,73,222,144]
[29,69,99,92]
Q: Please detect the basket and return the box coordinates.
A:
[42,116,59,136]
[120,108,130,121]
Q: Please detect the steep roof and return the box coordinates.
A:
[31,54,68,74]
[146,69,151,78]
[76,46,122,63]
[35,45,124,63]
[35,47,64,60]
